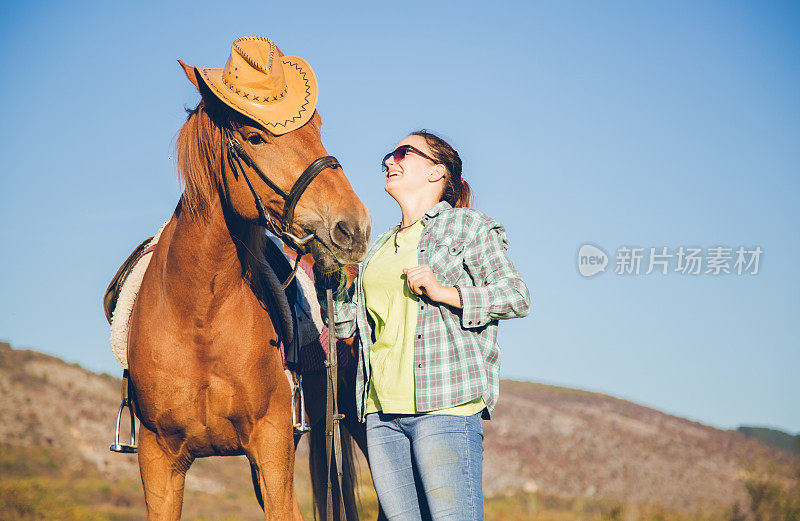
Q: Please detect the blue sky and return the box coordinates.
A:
[1,1,798,433]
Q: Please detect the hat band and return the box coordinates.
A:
[222,75,288,104]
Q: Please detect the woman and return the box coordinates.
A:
[315,130,530,521]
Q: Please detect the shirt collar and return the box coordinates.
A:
[423,200,452,220]
[387,200,453,235]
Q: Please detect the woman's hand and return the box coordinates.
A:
[403,265,462,308]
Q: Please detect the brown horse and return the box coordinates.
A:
[127,56,370,520]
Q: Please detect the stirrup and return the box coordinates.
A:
[110,369,137,453]
[291,372,311,436]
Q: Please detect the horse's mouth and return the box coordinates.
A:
[304,233,346,271]
[303,227,366,272]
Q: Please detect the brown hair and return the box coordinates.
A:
[411,130,473,208]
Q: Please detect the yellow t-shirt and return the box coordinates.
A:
[362,220,485,416]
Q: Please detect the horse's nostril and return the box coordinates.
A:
[332,220,354,247]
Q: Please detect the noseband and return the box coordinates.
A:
[222,127,341,254]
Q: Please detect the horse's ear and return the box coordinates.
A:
[177,59,200,90]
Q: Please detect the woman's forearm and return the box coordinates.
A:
[436,286,462,309]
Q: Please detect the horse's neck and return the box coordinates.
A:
[164,198,254,315]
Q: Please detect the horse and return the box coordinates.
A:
[126,54,370,520]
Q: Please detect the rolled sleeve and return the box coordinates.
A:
[457,220,530,329]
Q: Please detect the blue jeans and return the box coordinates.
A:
[366,411,484,521]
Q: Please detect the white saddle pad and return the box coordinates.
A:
[109,222,167,369]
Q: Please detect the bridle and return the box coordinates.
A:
[222,126,341,287]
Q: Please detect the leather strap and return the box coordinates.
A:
[326,289,346,521]
[283,155,340,231]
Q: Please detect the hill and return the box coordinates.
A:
[737,426,800,454]
[1,340,797,521]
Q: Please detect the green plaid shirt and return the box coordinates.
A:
[321,200,530,422]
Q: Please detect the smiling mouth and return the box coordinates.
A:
[386,171,402,180]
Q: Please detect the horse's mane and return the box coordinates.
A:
[174,96,276,289]
[176,96,238,218]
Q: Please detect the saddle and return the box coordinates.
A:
[103,236,154,325]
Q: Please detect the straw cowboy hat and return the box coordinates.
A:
[185,36,318,135]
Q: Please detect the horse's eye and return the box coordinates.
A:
[246,134,265,145]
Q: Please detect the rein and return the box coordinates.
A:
[326,289,346,521]
[221,125,348,519]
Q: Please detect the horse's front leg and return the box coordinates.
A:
[138,425,194,521]
[247,401,303,520]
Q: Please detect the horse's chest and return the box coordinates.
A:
[130,288,284,435]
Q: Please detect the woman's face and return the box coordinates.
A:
[383,135,444,203]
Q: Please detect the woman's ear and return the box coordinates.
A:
[428,164,447,183]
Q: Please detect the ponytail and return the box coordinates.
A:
[455,178,472,209]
